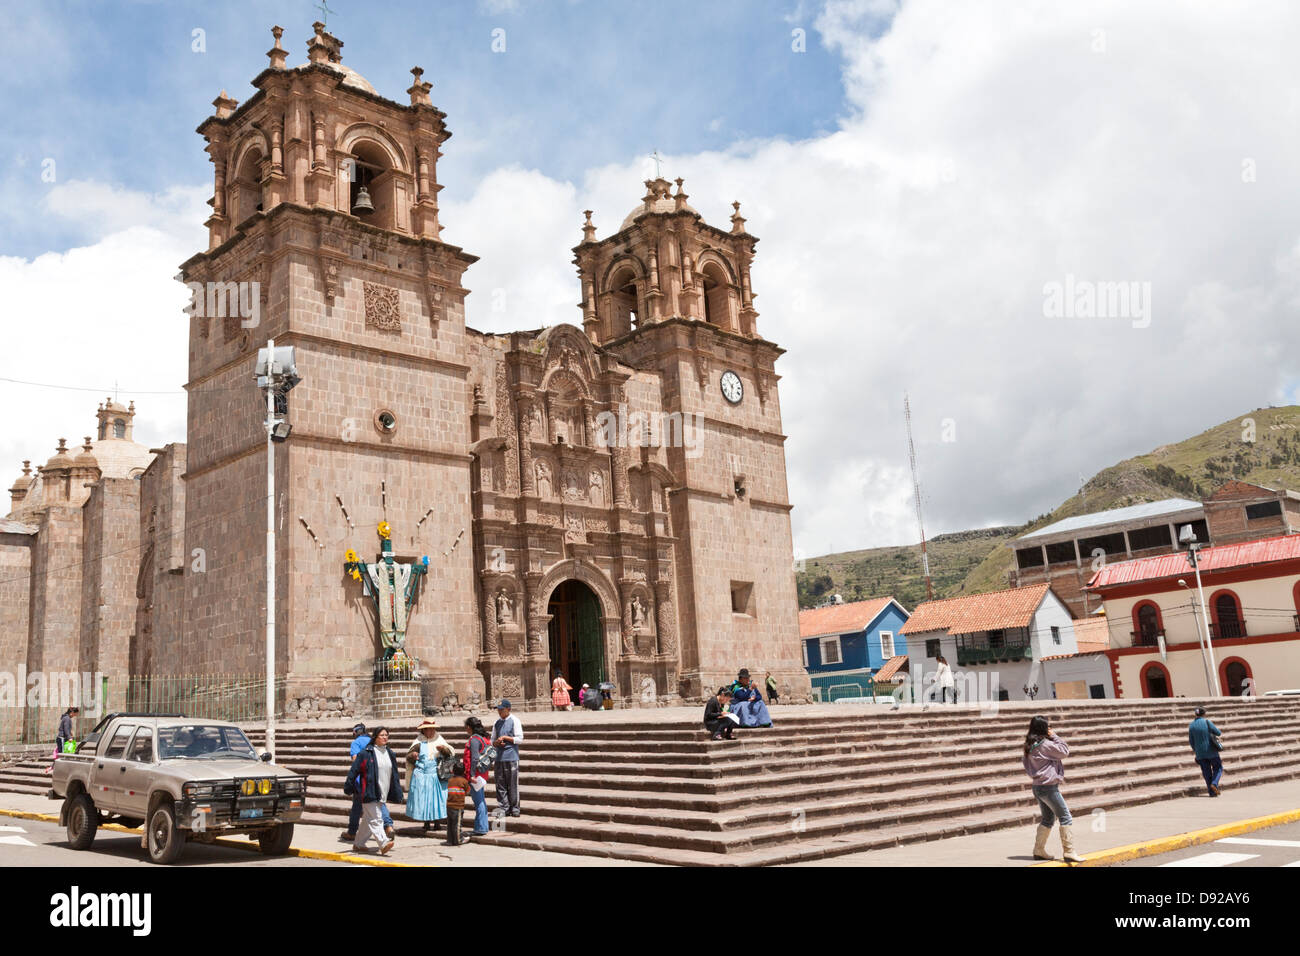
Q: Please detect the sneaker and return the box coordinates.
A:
[509,810,521,817]
[380,840,395,855]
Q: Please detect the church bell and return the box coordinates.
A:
[351,186,376,216]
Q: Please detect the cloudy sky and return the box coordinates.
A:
[2,0,1299,559]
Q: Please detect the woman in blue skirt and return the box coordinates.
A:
[405,717,453,834]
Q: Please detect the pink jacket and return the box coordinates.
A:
[1023,735,1069,786]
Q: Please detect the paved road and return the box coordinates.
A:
[0,817,350,867]
[1114,820,1300,867]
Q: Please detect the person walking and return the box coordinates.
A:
[935,656,955,704]
[492,700,524,818]
[464,716,493,836]
[405,717,453,834]
[1023,715,1083,863]
[45,706,79,774]
[342,722,393,843]
[765,673,780,706]
[1189,706,1225,797]
[346,726,403,854]
[551,670,574,711]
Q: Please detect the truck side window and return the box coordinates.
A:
[102,725,136,759]
[129,726,154,763]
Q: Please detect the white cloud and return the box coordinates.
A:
[440,0,1300,561]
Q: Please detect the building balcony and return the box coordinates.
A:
[956,642,1033,666]
[1131,628,1165,648]
[1209,618,1247,640]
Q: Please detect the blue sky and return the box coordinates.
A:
[0,0,849,257]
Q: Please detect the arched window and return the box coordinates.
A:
[233,147,265,224]
[113,419,126,439]
[1131,601,1164,647]
[606,265,639,339]
[348,141,396,231]
[1218,656,1252,696]
[1209,589,1245,640]
[701,261,731,330]
[1139,661,1173,698]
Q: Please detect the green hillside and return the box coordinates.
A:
[797,405,1300,609]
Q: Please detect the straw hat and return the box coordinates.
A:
[416,717,438,732]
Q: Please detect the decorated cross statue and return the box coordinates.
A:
[344,521,429,657]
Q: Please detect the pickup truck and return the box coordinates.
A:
[51,712,307,864]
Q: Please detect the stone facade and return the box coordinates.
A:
[2,24,809,717]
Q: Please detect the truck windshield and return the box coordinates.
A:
[157,725,257,760]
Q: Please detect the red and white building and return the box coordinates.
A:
[1085,532,1300,698]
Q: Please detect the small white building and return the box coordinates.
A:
[899,583,1082,703]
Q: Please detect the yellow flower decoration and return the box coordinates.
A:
[350,568,362,581]
[377,521,392,540]
[344,549,359,564]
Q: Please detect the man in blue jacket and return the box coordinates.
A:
[1188,707,1224,797]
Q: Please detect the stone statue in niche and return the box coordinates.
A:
[562,469,584,500]
[631,595,647,629]
[496,588,514,625]
[535,458,552,498]
[528,404,544,441]
[589,469,604,507]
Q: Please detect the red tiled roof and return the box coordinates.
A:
[873,655,908,682]
[799,597,900,639]
[900,583,1052,636]
[1086,532,1300,591]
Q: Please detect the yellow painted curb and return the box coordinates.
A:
[0,806,419,868]
[1033,806,1300,867]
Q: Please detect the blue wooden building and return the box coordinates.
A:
[798,597,911,701]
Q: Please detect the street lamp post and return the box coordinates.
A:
[255,342,300,757]
[1179,525,1219,697]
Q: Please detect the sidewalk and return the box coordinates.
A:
[789,779,1300,866]
[0,791,656,867]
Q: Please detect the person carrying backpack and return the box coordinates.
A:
[463,716,493,836]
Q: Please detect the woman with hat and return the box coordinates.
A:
[405,717,454,834]
[729,669,773,728]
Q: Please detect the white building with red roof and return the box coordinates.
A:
[899,583,1110,702]
[1084,531,1300,697]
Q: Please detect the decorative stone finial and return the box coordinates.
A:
[267,25,288,70]
[307,21,342,65]
[83,438,93,453]
[21,460,31,476]
[674,177,689,211]
[581,210,597,243]
[407,66,433,106]
[57,439,67,452]
[730,200,747,234]
[212,90,239,120]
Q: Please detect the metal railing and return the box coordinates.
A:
[373,656,420,683]
[124,674,286,724]
[1131,628,1165,647]
[1209,618,1247,640]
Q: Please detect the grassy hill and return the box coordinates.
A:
[797,405,1300,610]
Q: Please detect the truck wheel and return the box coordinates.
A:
[146,801,186,864]
[258,823,294,856]
[65,794,98,850]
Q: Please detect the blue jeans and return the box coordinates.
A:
[1196,756,1224,794]
[348,794,392,834]
[1031,784,1073,827]
[470,781,489,834]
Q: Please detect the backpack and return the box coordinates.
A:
[473,735,497,773]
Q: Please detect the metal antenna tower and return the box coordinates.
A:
[904,393,933,601]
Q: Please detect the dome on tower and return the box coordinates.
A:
[620,177,698,231]
[296,59,377,95]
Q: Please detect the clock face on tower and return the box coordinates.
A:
[720,370,743,404]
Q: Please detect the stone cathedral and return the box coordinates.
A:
[1,24,807,716]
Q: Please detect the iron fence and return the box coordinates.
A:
[123,674,287,723]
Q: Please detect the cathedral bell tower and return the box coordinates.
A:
[175,24,482,707]
[573,179,806,699]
